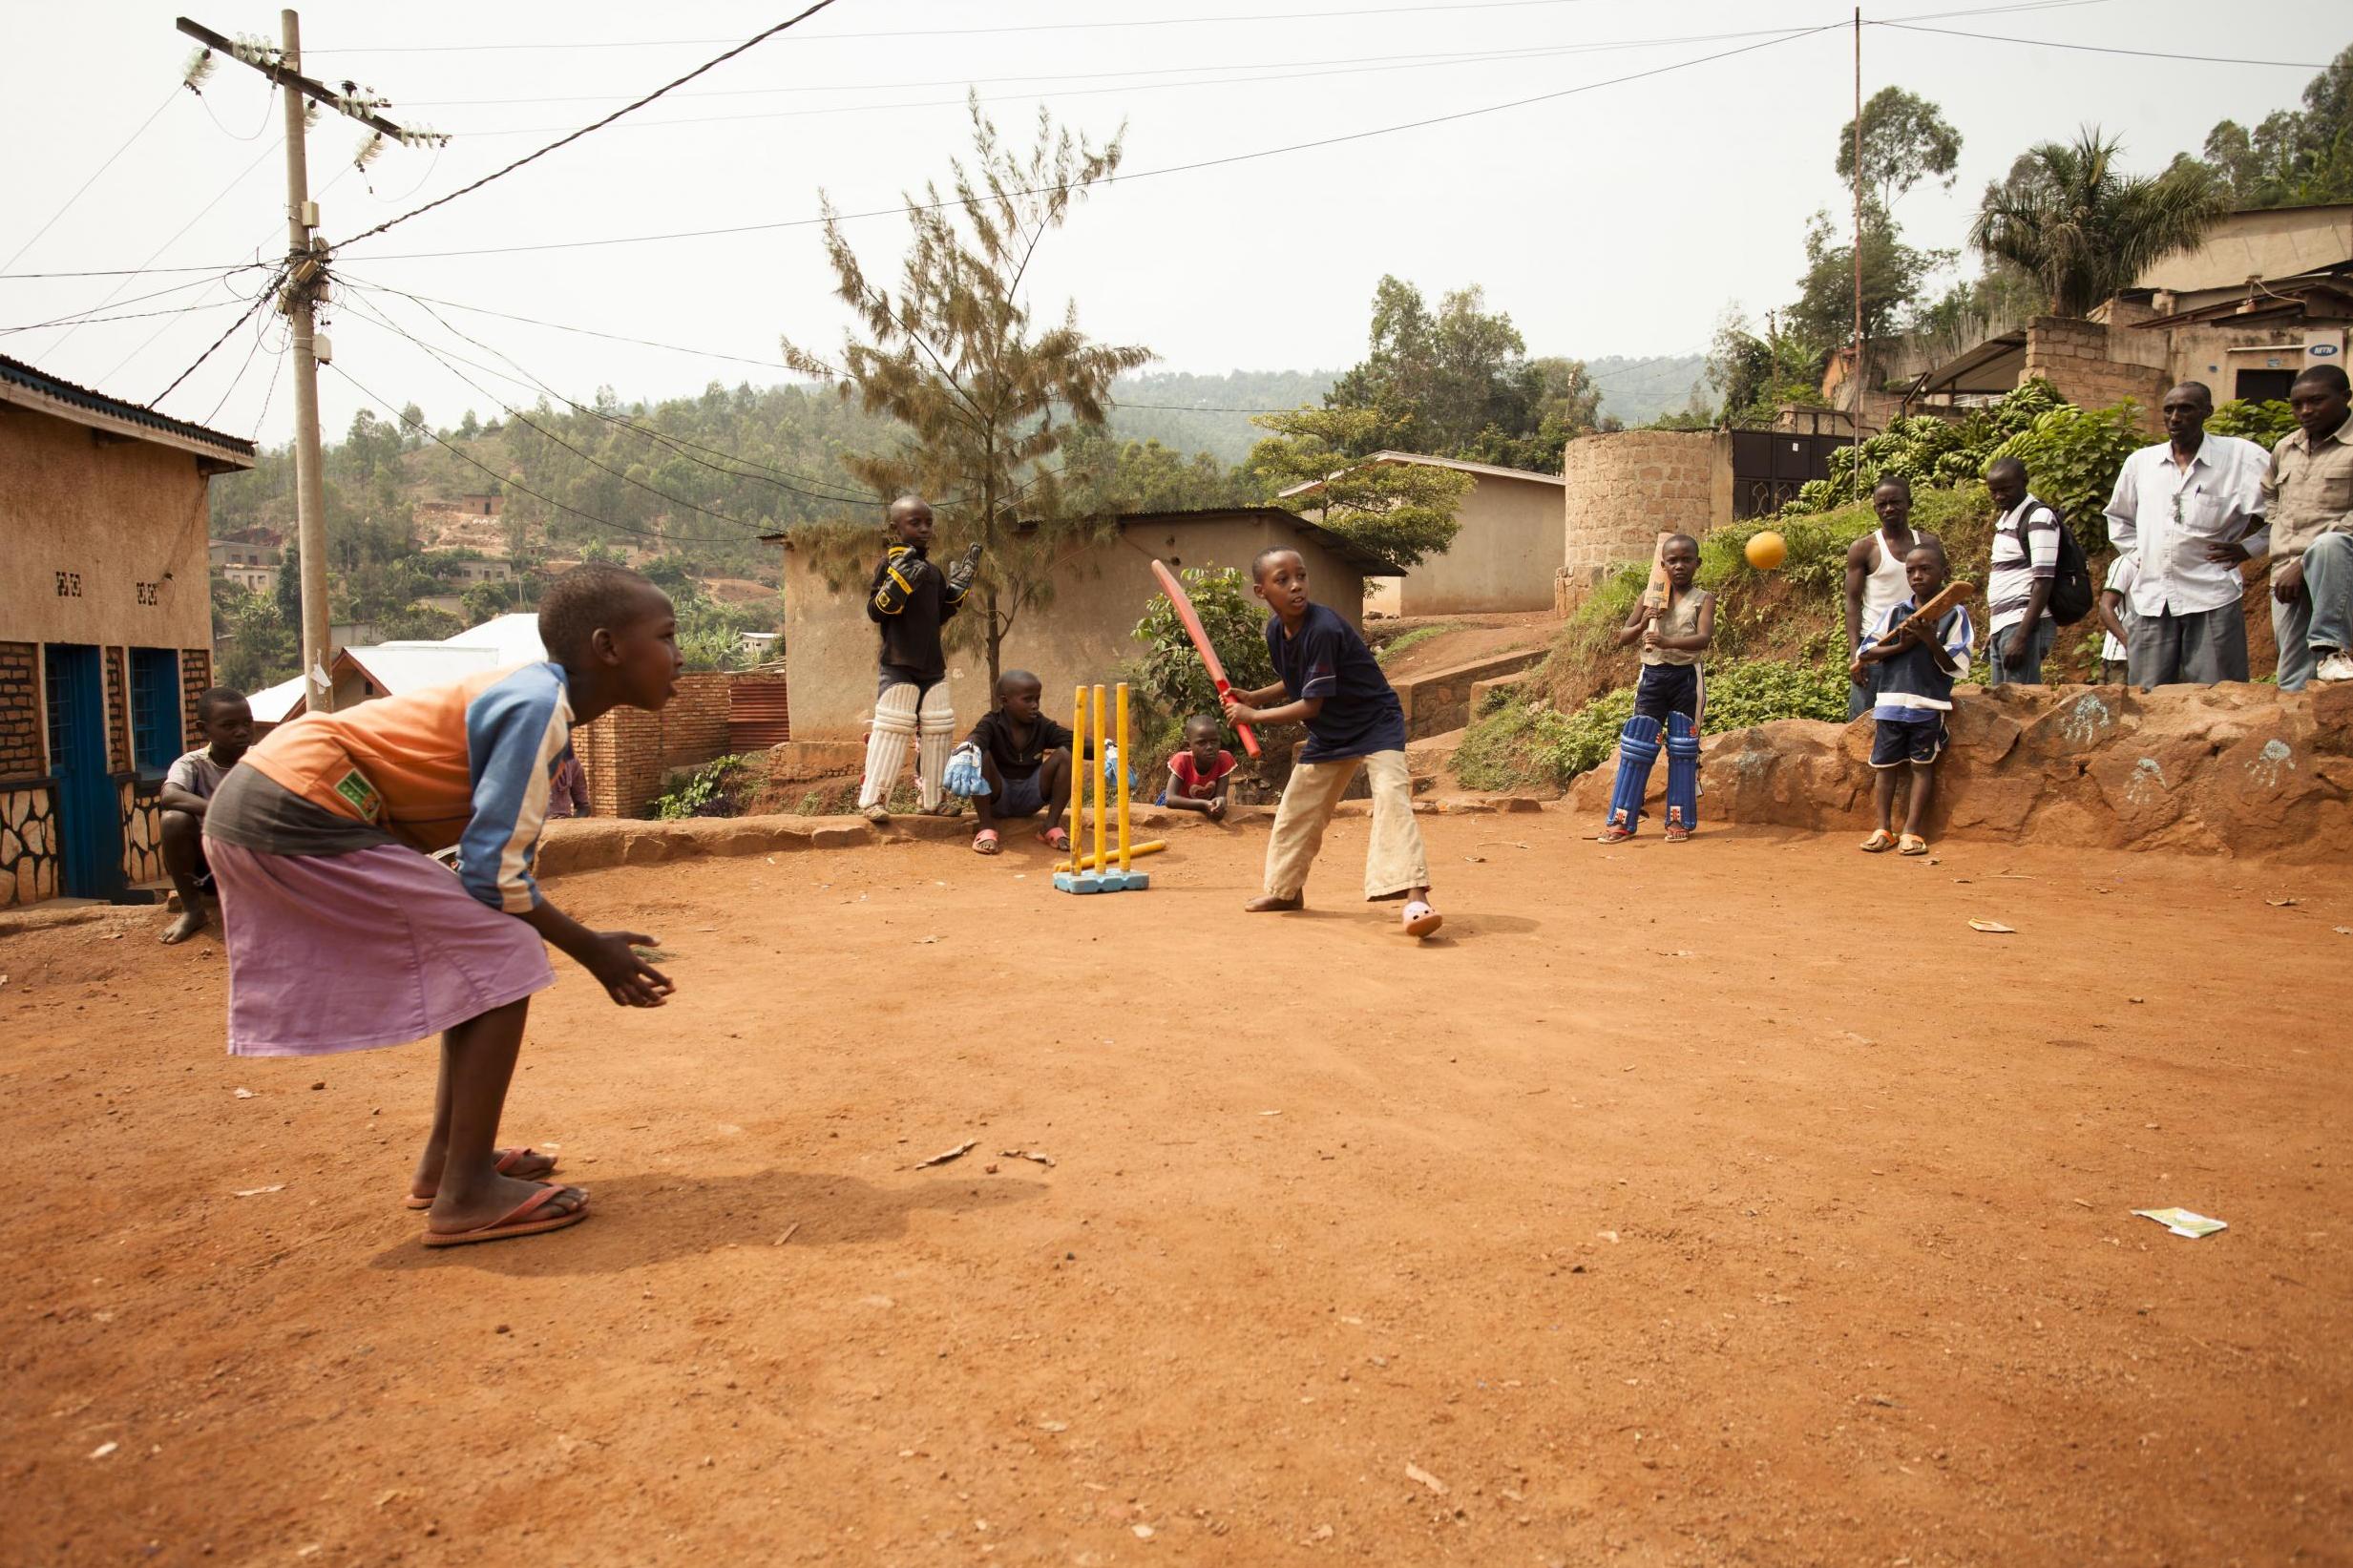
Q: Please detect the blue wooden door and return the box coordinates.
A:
[44,644,124,901]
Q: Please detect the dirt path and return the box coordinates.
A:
[3,817,2347,1565]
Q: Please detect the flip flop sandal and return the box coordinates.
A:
[1898,833,1930,855]
[1038,826,1070,851]
[1402,901,1443,939]
[1859,829,1897,853]
[422,1183,589,1248]
[973,828,1000,855]
[405,1145,558,1209]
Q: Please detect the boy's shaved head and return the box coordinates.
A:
[199,686,248,718]
[539,562,667,662]
[1251,545,1303,580]
[998,668,1041,696]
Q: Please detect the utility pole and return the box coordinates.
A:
[174,12,443,711]
[1852,6,1865,495]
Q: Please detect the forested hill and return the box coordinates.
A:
[1586,353,1710,428]
[1103,369,1337,465]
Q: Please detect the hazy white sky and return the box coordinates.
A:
[1,0,2334,448]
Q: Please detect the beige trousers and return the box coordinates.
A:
[1263,749,1430,901]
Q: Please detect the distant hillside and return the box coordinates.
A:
[1104,369,1336,466]
[1588,353,1711,428]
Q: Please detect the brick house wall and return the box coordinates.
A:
[1560,430,1733,601]
[0,641,41,778]
[0,641,56,909]
[104,646,130,774]
[571,672,733,819]
[179,646,213,751]
[2023,316,2168,432]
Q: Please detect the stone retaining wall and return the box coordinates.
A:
[1566,681,2353,860]
[1393,649,1549,740]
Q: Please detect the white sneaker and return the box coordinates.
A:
[2317,653,2353,682]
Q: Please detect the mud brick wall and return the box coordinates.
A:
[0,784,60,909]
[2023,317,2167,432]
[1561,430,1733,596]
[179,646,213,751]
[572,673,733,819]
[104,646,130,774]
[0,642,42,778]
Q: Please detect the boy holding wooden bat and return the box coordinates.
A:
[1222,546,1441,938]
[1851,540,1974,856]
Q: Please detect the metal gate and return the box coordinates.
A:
[1731,429,1847,519]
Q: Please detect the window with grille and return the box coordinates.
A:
[128,648,180,779]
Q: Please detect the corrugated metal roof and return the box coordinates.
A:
[0,352,258,463]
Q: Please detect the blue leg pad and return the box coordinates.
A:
[1665,712,1701,829]
[1605,715,1663,830]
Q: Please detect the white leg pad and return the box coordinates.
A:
[915,682,956,811]
[859,682,920,810]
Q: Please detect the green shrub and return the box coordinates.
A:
[1455,658,1852,792]
[1373,625,1443,664]
[1698,659,1849,731]
[653,754,747,819]
[2210,398,2294,449]
[1987,400,2145,550]
[1783,380,2067,516]
[1132,565,1277,722]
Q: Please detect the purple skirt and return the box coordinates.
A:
[209,841,554,1057]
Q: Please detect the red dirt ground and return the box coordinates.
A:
[3,816,2347,1565]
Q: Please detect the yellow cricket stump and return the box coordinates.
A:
[1055,680,1152,894]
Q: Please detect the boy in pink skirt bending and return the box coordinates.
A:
[203,564,681,1248]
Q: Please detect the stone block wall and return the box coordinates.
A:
[0,784,59,908]
[2023,317,2167,430]
[1561,430,1732,596]
[572,672,734,819]
[0,641,41,779]
[120,779,163,889]
[1393,649,1550,741]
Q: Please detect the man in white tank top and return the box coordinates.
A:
[1842,477,1943,719]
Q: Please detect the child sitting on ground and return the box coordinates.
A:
[945,669,1075,856]
[1599,533,1712,844]
[1851,540,1973,857]
[1222,546,1440,938]
[201,563,681,1249]
[157,687,253,945]
[1158,715,1236,820]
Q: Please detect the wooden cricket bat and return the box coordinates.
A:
[1643,532,1673,610]
[1866,580,1974,651]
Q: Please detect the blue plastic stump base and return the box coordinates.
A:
[1052,869,1152,894]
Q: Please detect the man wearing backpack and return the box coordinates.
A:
[1984,457,2076,685]
[2100,382,2271,687]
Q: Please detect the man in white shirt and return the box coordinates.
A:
[2101,382,2269,687]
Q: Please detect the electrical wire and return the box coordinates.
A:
[41,136,282,353]
[150,268,287,408]
[340,281,877,504]
[335,278,796,370]
[3,85,180,273]
[190,76,278,141]
[325,361,780,547]
[0,267,269,334]
[337,0,845,250]
[247,320,290,442]
[203,299,278,424]
[340,294,817,533]
[425,25,1834,138]
[340,24,1838,263]
[1871,21,2329,69]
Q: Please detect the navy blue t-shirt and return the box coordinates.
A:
[1266,602,1408,763]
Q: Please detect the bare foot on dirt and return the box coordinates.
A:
[1244,893,1303,913]
[158,909,207,945]
[410,1144,559,1205]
